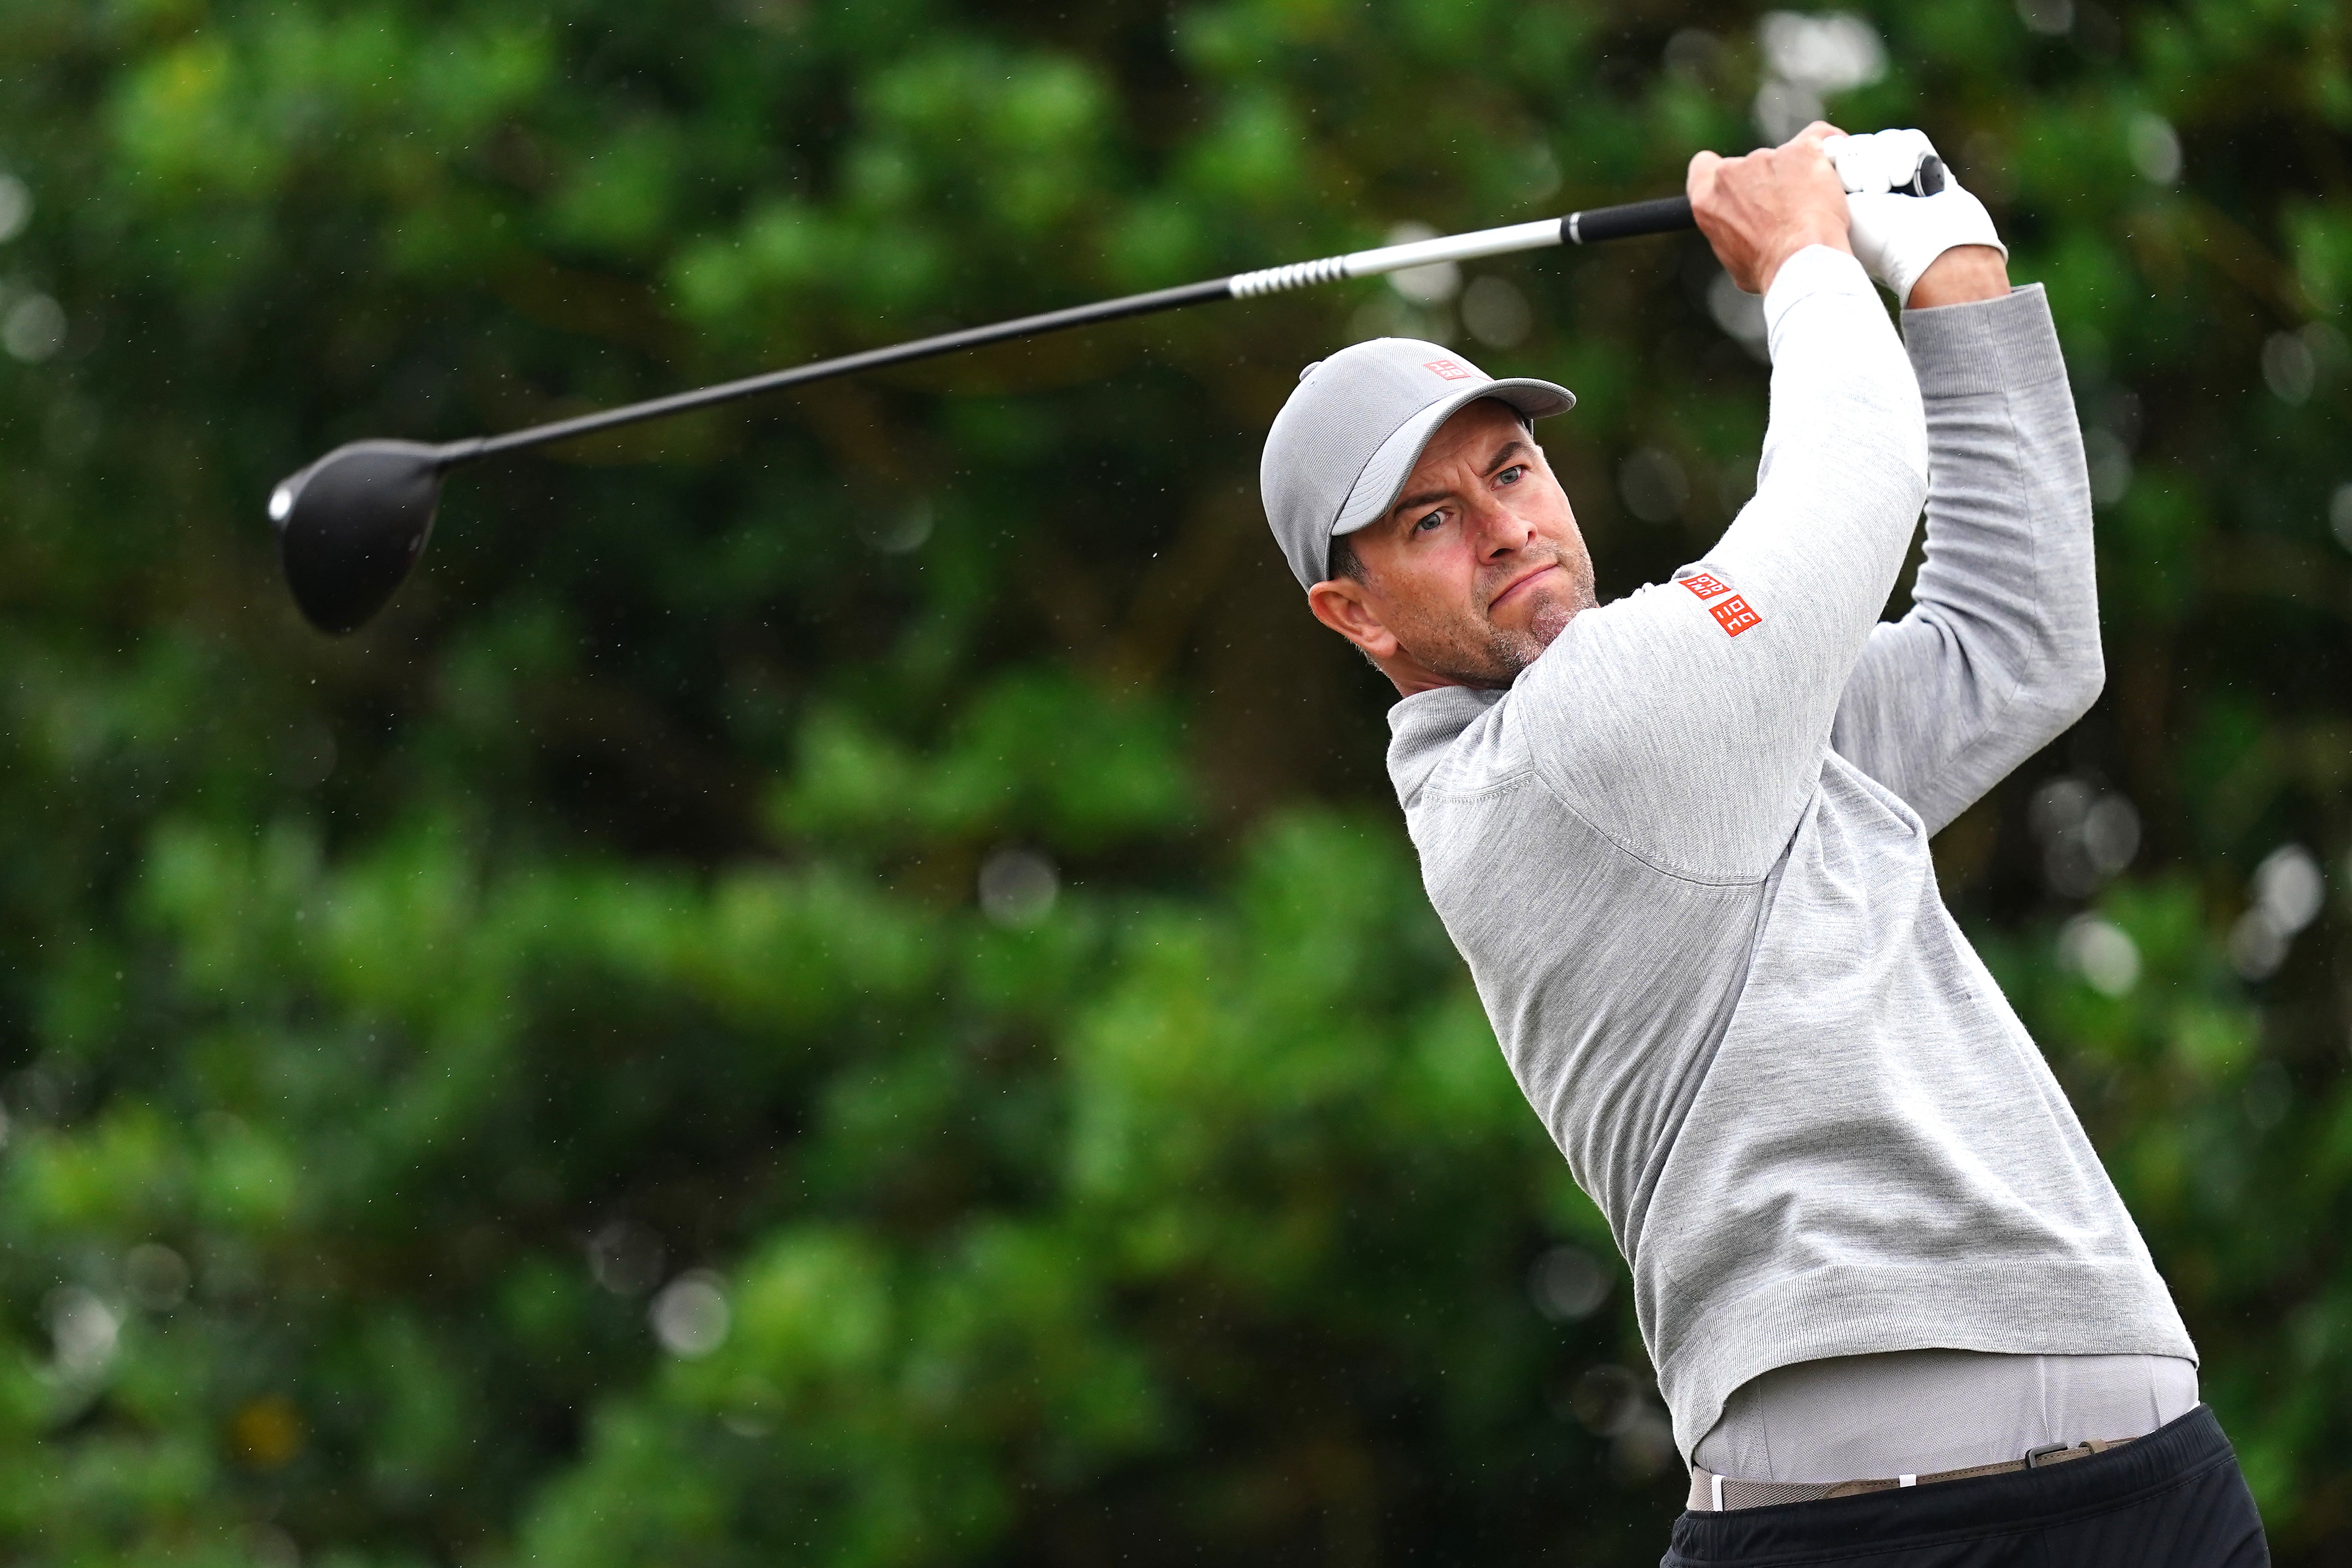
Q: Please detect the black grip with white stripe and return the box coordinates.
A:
[1563,155,1947,247]
[1564,195,1697,246]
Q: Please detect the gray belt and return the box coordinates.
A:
[1688,1435,2138,1512]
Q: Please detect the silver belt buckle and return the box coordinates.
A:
[2023,1441,2071,1469]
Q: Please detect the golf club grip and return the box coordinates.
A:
[1566,195,1696,246]
[1562,156,1946,247]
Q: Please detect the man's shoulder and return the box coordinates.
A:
[1382,581,1700,811]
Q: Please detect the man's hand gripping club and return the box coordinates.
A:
[1687,122,1856,296]
[1690,122,2011,309]
[1833,128,2009,307]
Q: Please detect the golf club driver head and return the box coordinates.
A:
[269,439,446,634]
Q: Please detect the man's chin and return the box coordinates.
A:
[1498,584,1577,653]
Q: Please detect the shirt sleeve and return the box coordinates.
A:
[1508,246,1931,884]
[1826,285,2103,838]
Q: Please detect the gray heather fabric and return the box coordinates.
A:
[1383,247,2195,1460]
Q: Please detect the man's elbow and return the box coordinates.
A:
[2047,644,2105,732]
[1994,651,2102,765]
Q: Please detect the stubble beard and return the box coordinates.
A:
[1398,548,1595,690]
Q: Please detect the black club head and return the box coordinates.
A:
[269,439,447,635]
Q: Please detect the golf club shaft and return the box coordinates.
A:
[447,195,1698,467]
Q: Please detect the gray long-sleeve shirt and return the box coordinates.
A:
[1385,247,2194,1459]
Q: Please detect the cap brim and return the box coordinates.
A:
[1331,377,1575,540]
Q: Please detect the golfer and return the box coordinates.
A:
[1259,124,2267,1566]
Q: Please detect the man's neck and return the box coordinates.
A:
[1379,658,1511,699]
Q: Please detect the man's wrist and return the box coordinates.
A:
[1905,246,2011,309]
[1758,223,1854,295]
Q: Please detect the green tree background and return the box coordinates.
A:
[0,0,2347,1562]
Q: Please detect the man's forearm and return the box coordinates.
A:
[1824,283,2101,835]
[1706,245,1930,675]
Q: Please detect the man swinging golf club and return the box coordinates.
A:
[1260,124,2268,1566]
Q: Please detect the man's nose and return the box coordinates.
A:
[1470,496,1535,556]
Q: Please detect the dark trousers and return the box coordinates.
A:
[1661,1405,2268,1567]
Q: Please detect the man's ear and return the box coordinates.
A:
[1306,575,1400,660]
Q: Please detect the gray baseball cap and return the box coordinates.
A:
[1259,338,1574,590]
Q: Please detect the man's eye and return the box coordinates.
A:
[1414,510,1445,532]
[1497,465,1527,485]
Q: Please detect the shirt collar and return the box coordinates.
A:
[1385,684,1503,807]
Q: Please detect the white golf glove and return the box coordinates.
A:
[1827,129,2006,307]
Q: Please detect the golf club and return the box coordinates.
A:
[270,158,1946,635]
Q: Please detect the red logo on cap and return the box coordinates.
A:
[1423,359,1473,381]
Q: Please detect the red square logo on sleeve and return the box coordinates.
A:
[1708,595,1762,636]
[1680,572,1731,601]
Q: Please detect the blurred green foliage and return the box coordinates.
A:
[0,0,2347,1562]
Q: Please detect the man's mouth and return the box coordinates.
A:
[1489,562,1560,612]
